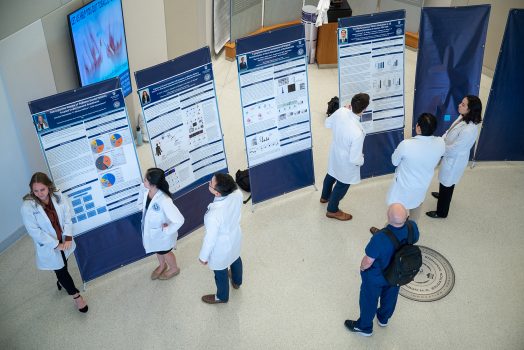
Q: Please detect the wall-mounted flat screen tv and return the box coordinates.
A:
[68,0,131,96]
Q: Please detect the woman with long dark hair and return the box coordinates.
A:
[20,172,88,313]
[140,168,184,280]
[426,95,482,219]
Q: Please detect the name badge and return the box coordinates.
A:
[152,203,160,212]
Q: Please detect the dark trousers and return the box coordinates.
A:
[356,272,399,333]
[214,257,243,302]
[321,173,351,213]
[54,251,79,296]
[436,183,455,217]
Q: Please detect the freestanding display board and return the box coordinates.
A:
[134,47,228,237]
[28,78,146,283]
[412,5,490,138]
[338,10,406,178]
[475,9,524,161]
[236,24,315,204]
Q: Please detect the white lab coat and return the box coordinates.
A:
[386,135,445,209]
[326,107,365,184]
[20,192,76,271]
[199,190,243,271]
[438,116,479,186]
[140,190,184,254]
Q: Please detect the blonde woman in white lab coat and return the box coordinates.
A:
[20,172,88,313]
[141,168,185,280]
[199,173,243,304]
[426,95,482,219]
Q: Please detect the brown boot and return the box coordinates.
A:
[326,210,353,221]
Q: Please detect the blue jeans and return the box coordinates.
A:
[356,270,400,333]
[321,173,350,213]
[214,257,243,301]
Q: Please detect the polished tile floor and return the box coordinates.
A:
[1,49,523,349]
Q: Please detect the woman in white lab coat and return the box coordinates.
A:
[199,173,243,304]
[426,95,482,218]
[141,168,185,280]
[20,172,88,313]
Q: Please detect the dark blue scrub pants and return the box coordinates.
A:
[321,173,350,213]
[214,257,243,301]
[356,271,400,333]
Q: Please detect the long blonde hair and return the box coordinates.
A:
[23,172,60,206]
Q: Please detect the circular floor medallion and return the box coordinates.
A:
[399,246,455,302]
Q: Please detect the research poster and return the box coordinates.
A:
[338,13,405,134]
[29,80,142,236]
[137,48,227,195]
[237,36,312,167]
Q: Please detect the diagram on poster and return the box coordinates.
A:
[136,48,227,195]
[237,38,312,167]
[338,16,405,134]
[29,82,142,236]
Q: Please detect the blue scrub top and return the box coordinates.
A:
[363,221,420,280]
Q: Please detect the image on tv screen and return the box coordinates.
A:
[68,0,131,96]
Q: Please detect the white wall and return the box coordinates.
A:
[0,20,57,248]
[164,0,208,59]
[122,0,168,130]
[0,76,30,244]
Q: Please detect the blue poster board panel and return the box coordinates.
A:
[250,149,315,204]
[135,47,228,236]
[29,78,147,283]
[412,5,490,137]
[236,25,315,204]
[475,9,524,161]
[173,177,217,239]
[74,212,145,282]
[361,130,403,179]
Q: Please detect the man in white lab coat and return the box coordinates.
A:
[199,173,243,304]
[370,113,444,230]
[321,93,369,221]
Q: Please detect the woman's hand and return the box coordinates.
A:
[62,241,72,250]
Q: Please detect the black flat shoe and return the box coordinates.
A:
[426,211,445,219]
[431,192,439,199]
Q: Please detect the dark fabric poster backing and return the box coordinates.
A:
[475,9,524,161]
[412,5,490,137]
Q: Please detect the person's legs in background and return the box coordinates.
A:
[230,257,243,289]
[436,183,455,217]
[321,173,337,202]
[327,180,350,213]
[214,268,229,301]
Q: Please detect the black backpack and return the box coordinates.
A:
[382,222,422,286]
[326,96,339,116]
[235,169,251,204]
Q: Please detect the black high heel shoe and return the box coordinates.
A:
[73,295,88,313]
[57,281,62,291]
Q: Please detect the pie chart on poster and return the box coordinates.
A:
[91,139,104,153]
[95,155,112,170]
[110,133,123,147]
[100,173,116,187]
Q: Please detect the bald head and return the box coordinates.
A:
[387,203,408,227]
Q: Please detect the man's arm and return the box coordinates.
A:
[360,255,375,271]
